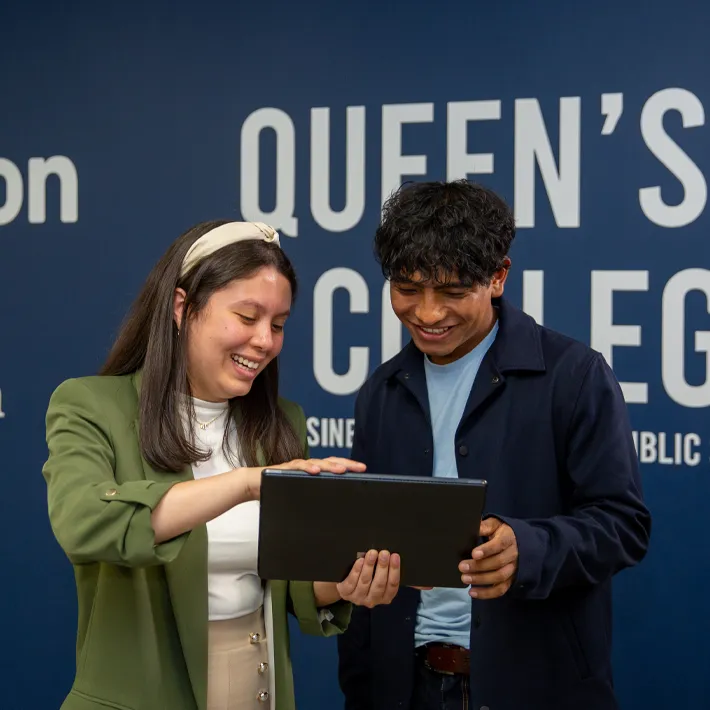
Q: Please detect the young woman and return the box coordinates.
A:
[42,220,400,710]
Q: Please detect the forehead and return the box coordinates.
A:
[210,266,292,310]
[394,270,469,289]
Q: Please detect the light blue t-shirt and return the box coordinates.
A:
[414,320,499,649]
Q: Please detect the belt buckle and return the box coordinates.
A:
[424,644,458,676]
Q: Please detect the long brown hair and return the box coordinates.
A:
[100,219,305,472]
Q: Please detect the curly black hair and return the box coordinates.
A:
[374,179,515,286]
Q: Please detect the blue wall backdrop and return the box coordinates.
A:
[1,1,708,708]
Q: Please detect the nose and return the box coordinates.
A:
[251,321,274,351]
[414,290,445,325]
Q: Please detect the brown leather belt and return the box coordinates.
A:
[421,643,470,675]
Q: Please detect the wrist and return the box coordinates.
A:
[233,467,260,502]
[313,581,342,607]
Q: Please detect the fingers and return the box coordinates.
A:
[338,550,401,608]
[323,456,367,472]
[277,457,367,475]
[366,551,391,601]
[361,551,400,607]
[478,517,502,537]
[471,540,504,559]
[459,521,518,593]
[336,549,377,603]
[461,544,518,574]
[468,526,514,561]
[356,550,378,593]
[275,458,348,474]
[305,458,347,473]
[336,557,365,598]
[462,561,517,587]
[375,552,400,605]
[275,459,322,474]
[385,554,401,602]
[469,577,514,600]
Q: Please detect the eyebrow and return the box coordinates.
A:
[233,299,291,317]
[394,280,468,290]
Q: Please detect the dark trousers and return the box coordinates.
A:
[411,654,470,710]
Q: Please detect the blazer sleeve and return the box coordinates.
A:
[288,580,352,637]
[42,378,188,567]
[496,352,652,600]
[337,384,374,710]
[282,399,352,636]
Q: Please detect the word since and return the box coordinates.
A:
[0,155,78,225]
[306,417,355,449]
[632,431,701,466]
[239,87,706,235]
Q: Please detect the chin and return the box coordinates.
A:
[415,341,465,365]
[223,380,254,399]
[413,338,452,357]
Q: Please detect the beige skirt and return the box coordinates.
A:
[207,607,271,710]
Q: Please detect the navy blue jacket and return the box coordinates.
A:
[337,297,651,710]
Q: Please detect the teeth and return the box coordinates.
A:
[232,355,259,370]
[422,327,450,334]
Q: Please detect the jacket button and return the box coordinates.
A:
[458,445,468,456]
[257,690,269,702]
[258,662,268,674]
[491,375,499,383]
[105,489,118,497]
[249,632,261,644]
[424,448,430,454]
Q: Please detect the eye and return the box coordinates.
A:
[444,291,467,299]
[395,285,417,295]
[272,323,285,333]
[238,314,256,324]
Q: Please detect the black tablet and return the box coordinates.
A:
[257,469,487,589]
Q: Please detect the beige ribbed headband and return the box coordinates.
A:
[179,221,281,278]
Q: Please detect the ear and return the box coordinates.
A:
[173,287,187,330]
[490,257,511,298]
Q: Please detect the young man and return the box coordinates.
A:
[337,180,651,710]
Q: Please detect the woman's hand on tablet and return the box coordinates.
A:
[242,457,366,500]
[272,457,367,475]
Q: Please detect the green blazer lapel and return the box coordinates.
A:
[132,371,209,710]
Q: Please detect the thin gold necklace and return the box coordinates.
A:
[196,412,223,430]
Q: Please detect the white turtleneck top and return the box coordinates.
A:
[188,397,263,621]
